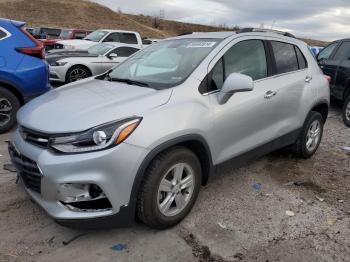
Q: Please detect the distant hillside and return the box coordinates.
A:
[0,0,329,46]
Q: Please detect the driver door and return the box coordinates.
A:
[209,39,281,164]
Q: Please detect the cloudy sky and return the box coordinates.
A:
[92,0,350,41]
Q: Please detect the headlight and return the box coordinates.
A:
[49,117,142,153]
[49,61,68,67]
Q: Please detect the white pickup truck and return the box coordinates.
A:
[55,29,143,50]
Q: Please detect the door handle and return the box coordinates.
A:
[305,76,313,83]
[264,90,277,99]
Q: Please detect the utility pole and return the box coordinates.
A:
[159,9,165,20]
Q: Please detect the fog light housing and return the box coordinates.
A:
[57,183,112,211]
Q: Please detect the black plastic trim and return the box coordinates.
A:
[55,205,135,229]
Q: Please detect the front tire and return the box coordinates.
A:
[137,147,202,229]
[293,111,324,159]
[0,87,20,133]
[66,66,91,83]
[342,95,350,127]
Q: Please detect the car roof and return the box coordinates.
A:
[170,31,305,46]
[99,29,139,34]
[173,31,236,39]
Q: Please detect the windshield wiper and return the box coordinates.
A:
[109,77,149,87]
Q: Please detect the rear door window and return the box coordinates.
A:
[111,47,139,57]
[271,41,299,74]
[295,47,307,69]
[119,33,138,44]
[333,42,350,61]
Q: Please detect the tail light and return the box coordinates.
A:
[324,75,332,85]
[15,28,45,59]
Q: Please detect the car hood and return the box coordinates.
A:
[57,39,96,49]
[17,79,172,134]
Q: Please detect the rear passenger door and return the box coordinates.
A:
[267,40,310,135]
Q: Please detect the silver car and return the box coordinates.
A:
[47,43,140,83]
[9,30,330,229]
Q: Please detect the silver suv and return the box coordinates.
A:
[9,30,330,229]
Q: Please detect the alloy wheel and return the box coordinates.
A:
[157,163,195,217]
[346,100,350,122]
[69,68,88,82]
[0,98,12,127]
[306,119,321,152]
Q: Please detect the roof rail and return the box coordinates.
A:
[237,28,296,38]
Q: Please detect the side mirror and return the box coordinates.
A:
[217,73,254,105]
[107,53,118,59]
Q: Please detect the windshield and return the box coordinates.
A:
[59,30,72,39]
[84,30,108,42]
[88,43,114,55]
[108,38,220,89]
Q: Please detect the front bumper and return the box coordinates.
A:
[9,129,149,228]
[49,66,67,83]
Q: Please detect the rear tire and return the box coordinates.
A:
[0,87,20,133]
[293,111,324,159]
[66,66,91,83]
[137,147,201,229]
[342,95,350,127]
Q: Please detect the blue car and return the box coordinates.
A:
[0,19,50,133]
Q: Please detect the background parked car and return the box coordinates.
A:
[0,19,50,133]
[142,38,161,45]
[310,46,323,56]
[31,27,61,39]
[47,42,140,83]
[25,27,35,36]
[54,29,143,50]
[40,29,92,51]
[317,39,350,127]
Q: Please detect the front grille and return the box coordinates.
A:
[19,126,50,148]
[8,143,42,193]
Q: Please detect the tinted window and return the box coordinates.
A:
[119,33,138,44]
[0,30,6,40]
[333,42,350,61]
[317,43,337,61]
[295,47,307,69]
[271,41,299,74]
[224,40,267,80]
[74,32,87,39]
[103,33,120,42]
[112,47,139,57]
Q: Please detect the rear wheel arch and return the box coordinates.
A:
[309,101,329,123]
[0,81,24,105]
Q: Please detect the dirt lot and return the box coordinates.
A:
[0,105,349,262]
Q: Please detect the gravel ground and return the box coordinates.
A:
[0,106,349,262]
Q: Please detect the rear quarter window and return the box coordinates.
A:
[271,41,299,74]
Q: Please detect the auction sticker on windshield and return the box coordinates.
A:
[186,42,217,48]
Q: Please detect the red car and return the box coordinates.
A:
[39,29,91,51]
